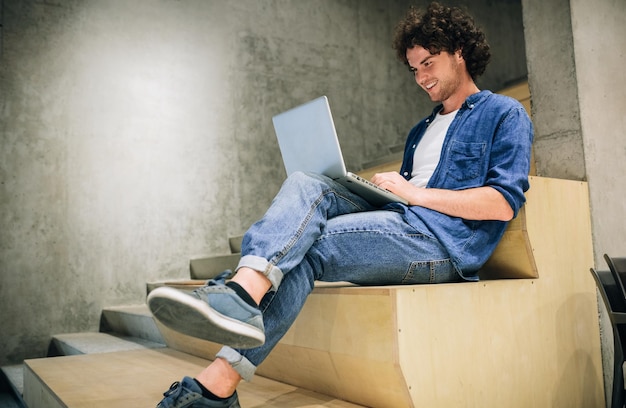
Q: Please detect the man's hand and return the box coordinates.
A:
[371,171,514,221]
[371,171,416,201]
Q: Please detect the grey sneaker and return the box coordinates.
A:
[148,271,265,349]
[156,376,241,408]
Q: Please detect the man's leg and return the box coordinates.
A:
[195,357,242,398]
[187,265,318,399]
[148,171,374,348]
[155,207,463,405]
[152,172,369,406]
[212,208,462,385]
[235,171,376,290]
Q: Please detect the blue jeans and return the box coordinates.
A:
[216,172,462,380]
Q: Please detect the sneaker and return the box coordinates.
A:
[148,271,265,349]
[156,376,241,408]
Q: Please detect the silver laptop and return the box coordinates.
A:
[272,96,408,207]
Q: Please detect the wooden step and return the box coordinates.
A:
[2,308,167,407]
[150,176,604,407]
[23,348,363,408]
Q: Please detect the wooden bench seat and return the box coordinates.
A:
[153,176,604,407]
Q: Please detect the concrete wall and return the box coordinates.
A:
[570,0,626,270]
[523,0,626,405]
[572,1,626,406]
[0,0,527,365]
[523,0,626,263]
[522,0,584,180]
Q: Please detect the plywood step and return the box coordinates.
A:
[2,306,167,406]
[148,177,604,407]
[23,348,363,408]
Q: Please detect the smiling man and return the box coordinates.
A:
[149,3,533,407]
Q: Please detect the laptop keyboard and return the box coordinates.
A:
[353,173,391,193]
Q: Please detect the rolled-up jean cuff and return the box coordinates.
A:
[215,346,256,382]
[236,255,283,291]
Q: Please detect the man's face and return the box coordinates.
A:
[406,46,464,104]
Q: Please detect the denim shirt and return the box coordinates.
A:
[395,90,533,279]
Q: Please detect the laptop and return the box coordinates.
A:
[272,96,408,207]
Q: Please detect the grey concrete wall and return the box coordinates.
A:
[0,0,527,365]
[570,0,626,270]
[523,0,626,262]
[523,0,626,405]
[522,0,585,180]
[571,1,626,406]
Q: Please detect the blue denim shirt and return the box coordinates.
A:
[395,90,533,279]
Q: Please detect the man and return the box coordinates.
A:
[149,2,533,407]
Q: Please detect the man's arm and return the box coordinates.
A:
[371,171,514,221]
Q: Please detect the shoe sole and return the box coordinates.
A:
[147,286,265,349]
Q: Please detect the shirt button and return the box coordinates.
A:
[403,172,409,176]
[412,144,416,149]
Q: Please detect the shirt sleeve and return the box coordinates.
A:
[485,103,534,218]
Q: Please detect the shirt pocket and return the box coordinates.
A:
[446,141,486,182]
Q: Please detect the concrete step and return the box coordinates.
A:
[146,279,205,294]
[186,235,244,280]
[48,332,165,357]
[100,304,164,344]
[190,253,239,279]
[23,348,363,408]
[229,235,243,253]
[0,364,26,406]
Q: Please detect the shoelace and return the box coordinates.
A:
[192,270,233,296]
[158,381,182,407]
[160,380,206,408]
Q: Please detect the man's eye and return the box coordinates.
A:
[409,67,418,75]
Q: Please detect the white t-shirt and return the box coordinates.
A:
[409,109,458,188]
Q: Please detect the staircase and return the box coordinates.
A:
[0,236,364,408]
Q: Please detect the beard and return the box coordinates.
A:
[425,57,464,104]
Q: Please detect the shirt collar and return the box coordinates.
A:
[428,90,492,118]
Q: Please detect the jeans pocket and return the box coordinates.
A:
[403,259,458,284]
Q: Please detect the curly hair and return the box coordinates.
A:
[392,2,491,80]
